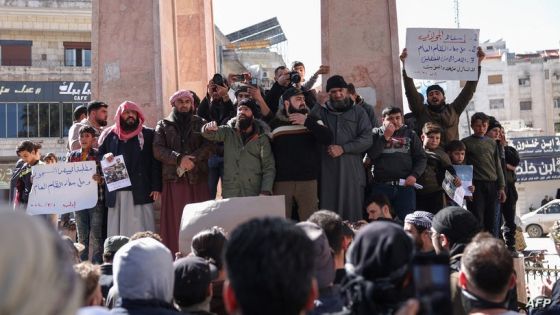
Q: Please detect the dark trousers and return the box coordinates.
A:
[370,183,416,220]
[467,180,498,233]
[208,154,224,199]
[75,203,104,264]
[416,190,446,214]
[502,183,518,248]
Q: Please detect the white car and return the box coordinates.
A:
[521,199,560,237]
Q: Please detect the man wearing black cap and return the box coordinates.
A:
[68,100,108,151]
[399,47,485,145]
[202,99,275,197]
[174,256,218,314]
[310,75,372,221]
[431,206,481,315]
[340,220,415,315]
[269,87,333,220]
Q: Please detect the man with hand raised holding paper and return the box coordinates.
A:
[400,46,485,145]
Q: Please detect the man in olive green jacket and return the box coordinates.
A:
[202,99,275,198]
[399,47,485,145]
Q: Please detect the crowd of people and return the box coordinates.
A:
[6,48,555,314]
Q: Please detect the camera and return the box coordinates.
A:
[289,71,301,85]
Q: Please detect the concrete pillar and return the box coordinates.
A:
[92,0,215,127]
[321,0,402,116]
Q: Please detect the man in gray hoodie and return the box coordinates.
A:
[110,238,181,315]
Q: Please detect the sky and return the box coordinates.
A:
[213,0,560,81]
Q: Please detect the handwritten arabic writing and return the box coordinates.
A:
[405,28,480,80]
[27,161,98,215]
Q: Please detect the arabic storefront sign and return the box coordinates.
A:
[0,81,91,102]
[27,161,98,215]
[510,136,560,156]
[405,28,480,80]
[516,156,560,182]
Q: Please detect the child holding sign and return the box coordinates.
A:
[66,125,105,263]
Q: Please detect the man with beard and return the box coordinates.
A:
[431,206,481,315]
[197,74,236,199]
[403,210,435,254]
[201,99,275,197]
[98,101,162,237]
[153,90,214,254]
[269,87,333,220]
[69,100,109,151]
[311,75,372,221]
[400,47,485,145]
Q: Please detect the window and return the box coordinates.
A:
[548,204,560,214]
[0,102,84,138]
[520,101,532,110]
[488,75,503,84]
[555,122,560,134]
[554,98,560,109]
[489,99,504,109]
[519,77,531,87]
[0,40,32,66]
[526,121,533,128]
[63,42,91,67]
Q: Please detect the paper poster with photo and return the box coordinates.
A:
[453,165,473,197]
[405,27,480,80]
[27,161,98,215]
[101,155,131,192]
[442,170,464,206]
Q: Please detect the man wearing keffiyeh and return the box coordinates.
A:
[98,101,162,238]
[153,90,213,254]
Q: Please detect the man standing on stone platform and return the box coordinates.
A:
[154,90,213,254]
[310,75,372,221]
[98,101,162,237]
[399,47,485,145]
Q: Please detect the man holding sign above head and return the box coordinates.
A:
[400,28,485,145]
[98,101,162,237]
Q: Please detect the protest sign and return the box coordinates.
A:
[405,28,480,80]
[27,161,97,214]
[101,155,131,192]
[453,165,473,197]
[442,170,464,206]
[178,196,285,253]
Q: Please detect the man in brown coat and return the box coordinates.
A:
[399,47,485,145]
[153,90,214,254]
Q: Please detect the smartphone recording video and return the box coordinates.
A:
[412,254,452,315]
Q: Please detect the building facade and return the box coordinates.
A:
[0,0,91,202]
[445,40,560,215]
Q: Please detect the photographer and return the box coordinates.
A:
[265,65,319,115]
[197,74,236,199]
[292,61,329,90]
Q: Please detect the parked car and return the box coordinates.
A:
[521,199,560,237]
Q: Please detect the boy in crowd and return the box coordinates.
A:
[367,106,426,220]
[445,140,476,203]
[461,112,506,233]
[14,141,58,227]
[416,122,460,214]
[67,125,106,263]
